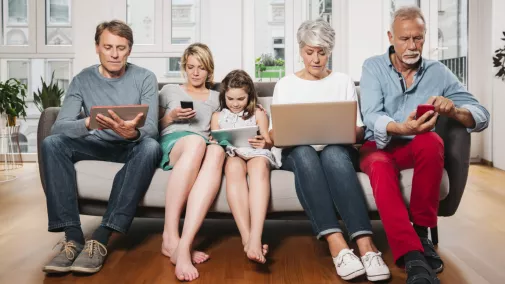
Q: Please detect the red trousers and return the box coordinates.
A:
[359,132,444,263]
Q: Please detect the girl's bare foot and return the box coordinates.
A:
[244,241,268,264]
[172,245,199,281]
[162,238,209,264]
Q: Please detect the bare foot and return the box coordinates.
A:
[244,241,267,264]
[161,239,209,264]
[173,246,199,282]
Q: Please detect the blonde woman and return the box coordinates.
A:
[158,43,225,282]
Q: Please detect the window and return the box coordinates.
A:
[45,0,72,46]
[437,0,468,86]
[46,60,71,92]
[127,0,156,45]
[1,0,29,46]
[171,0,198,45]
[6,60,29,91]
[390,0,420,16]
[254,0,285,82]
[304,0,333,70]
[167,57,181,72]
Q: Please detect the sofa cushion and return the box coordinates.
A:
[75,161,449,212]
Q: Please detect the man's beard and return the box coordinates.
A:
[401,51,421,65]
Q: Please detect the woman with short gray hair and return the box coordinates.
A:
[269,19,390,282]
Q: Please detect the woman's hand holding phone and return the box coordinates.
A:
[169,107,196,121]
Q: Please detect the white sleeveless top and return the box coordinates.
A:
[217,108,279,168]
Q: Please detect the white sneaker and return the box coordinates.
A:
[333,248,366,280]
[361,251,391,282]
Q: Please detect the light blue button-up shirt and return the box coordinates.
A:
[360,46,490,149]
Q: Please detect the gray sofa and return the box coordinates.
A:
[37,82,472,244]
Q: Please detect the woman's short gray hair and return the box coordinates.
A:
[390,6,426,35]
[297,19,335,53]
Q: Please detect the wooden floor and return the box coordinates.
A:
[0,164,504,284]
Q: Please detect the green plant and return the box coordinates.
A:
[33,72,65,112]
[0,78,28,126]
[493,31,505,80]
[275,58,285,67]
[260,53,276,66]
[255,56,266,72]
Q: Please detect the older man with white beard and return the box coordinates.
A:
[359,6,489,284]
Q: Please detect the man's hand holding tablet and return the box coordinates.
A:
[88,105,148,140]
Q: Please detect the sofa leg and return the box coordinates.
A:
[430,226,439,246]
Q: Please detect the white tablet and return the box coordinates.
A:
[211,126,259,147]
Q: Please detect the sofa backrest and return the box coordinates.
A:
[158,82,361,119]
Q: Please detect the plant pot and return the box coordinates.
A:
[7,115,16,127]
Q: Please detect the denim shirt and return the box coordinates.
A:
[360,46,490,149]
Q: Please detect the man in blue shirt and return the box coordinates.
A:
[359,6,489,284]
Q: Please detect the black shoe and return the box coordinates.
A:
[406,259,440,284]
[420,237,444,273]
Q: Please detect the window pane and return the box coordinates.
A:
[254,0,285,82]
[7,60,29,86]
[171,0,197,45]
[1,0,29,46]
[47,61,70,92]
[437,0,468,86]
[6,60,33,153]
[391,0,420,16]
[306,0,332,70]
[127,0,155,45]
[46,0,72,45]
[8,0,27,24]
[167,57,181,72]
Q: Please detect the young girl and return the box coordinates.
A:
[211,70,278,264]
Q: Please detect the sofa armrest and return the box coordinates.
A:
[435,115,471,216]
[37,107,61,192]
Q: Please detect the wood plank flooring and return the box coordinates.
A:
[0,164,504,284]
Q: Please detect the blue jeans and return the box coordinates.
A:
[281,145,372,240]
[41,134,162,234]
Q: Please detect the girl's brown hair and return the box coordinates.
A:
[219,70,257,120]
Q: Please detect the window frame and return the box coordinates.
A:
[0,0,36,53]
[36,0,73,53]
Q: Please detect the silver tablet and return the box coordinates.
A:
[211,126,259,147]
[89,104,148,129]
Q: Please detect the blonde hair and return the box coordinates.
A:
[181,43,215,87]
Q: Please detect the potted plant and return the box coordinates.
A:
[493,31,505,80]
[0,78,28,127]
[33,72,65,112]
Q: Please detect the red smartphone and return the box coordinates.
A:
[416,104,435,119]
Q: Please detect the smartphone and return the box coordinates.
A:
[416,104,435,119]
[180,101,194,110]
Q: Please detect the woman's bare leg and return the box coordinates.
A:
[172,144,225,281]
[161,136,209,264]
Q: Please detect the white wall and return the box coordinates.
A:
[347,0,386,81]
[491,0,505,170]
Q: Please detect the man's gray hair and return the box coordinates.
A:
[390,6,426,35]
[297,19,335,53]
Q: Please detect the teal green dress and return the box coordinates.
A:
[159,131,229,170]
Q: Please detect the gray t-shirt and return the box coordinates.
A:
[51,63,159,141]
[159,84,220,138]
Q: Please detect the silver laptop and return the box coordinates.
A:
[270,101,357,147]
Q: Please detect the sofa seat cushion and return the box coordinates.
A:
[75,161,450,212]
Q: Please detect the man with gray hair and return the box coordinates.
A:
[41,20,161,274]
[359,6,489,284]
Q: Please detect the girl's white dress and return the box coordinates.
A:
[218,108,279,168]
